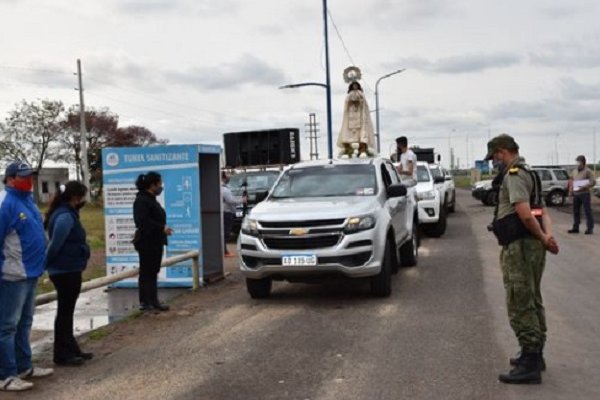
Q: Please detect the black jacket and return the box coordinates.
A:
[133,190,168,246]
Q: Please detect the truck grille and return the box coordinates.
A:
[263,235,341,250]
[259,219,345,228]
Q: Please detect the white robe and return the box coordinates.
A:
[337,90,375,149]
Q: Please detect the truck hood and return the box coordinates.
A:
[415,181,434,193]
[249,196,380,221]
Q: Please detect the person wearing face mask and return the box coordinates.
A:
[44,181,92,366]
[484,134,559,385]
[132,172,173,312]
[0,161,53,392]
[568,155,595,235]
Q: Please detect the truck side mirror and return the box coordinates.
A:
[433,176,445,184]
[387,183,407,198]
[255,190,269,203]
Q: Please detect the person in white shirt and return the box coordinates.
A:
[221,172,242,257]
[395,136,417,180]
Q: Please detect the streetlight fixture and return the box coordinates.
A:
[375,68,406,153]
[279,0,333,159]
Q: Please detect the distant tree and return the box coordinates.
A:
[60,107,119,180]
[60,108,168,187]
[0,99,65,202]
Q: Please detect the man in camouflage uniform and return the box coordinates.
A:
[484,134,559,384]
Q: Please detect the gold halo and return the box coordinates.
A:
[343,66,362,83]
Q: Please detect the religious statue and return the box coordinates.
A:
[337,66,376,158]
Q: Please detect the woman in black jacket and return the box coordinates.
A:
[132,172,173,312]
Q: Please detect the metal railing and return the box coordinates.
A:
[35,250,201,306]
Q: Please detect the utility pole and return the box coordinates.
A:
[322,0,333,159]
[77,59,91,199]
[594,126,597,175]
[305,113,320,160]
[374,68,406,153]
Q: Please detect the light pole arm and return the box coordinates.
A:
[279,82,329,89]
[374,68,405,153]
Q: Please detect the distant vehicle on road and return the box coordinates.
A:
[238,157,419,299]
[415,162,446,237]
[471,179,497,206]
[531,166,570,207]
[428,164,456,213]
[229,169,281,235]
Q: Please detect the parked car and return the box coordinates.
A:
[531,167,570,207]
[428,164,456,213]
[471,179,497,206]
[229,169,281,234]
[238,157,419,298]
[415,162,446,237]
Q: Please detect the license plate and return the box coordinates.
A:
[282,254,317,266]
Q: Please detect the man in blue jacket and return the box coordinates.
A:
[0,161,53,392]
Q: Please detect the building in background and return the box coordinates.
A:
[0,167,69,203]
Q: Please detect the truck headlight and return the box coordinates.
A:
[241,218,259,236]
[417,190,436,201]
[344,215,375,234]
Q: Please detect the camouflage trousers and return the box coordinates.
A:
[500,238,546,352]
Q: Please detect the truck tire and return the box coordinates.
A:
[423,207,447,238]
[399,221,418,267]
[546,190,565,207]
[371,241,392,297]
[448,190,456,213]
[246,278,272,299]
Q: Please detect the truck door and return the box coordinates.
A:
[382,162,407,244]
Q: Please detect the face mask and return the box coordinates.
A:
[492,159,505,172]
[13,177,33,192]
[153,186,163,196]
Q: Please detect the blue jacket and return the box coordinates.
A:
[46,203,90,276]
[0,187,47,281]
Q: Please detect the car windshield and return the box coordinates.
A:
[429,167,442,178]
[270,164,377,198]
[416,165,431,183]
[229,172,279,195]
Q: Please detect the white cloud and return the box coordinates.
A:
[388,53,521,74]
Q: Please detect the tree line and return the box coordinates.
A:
[0,99,168,189]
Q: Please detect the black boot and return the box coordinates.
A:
[499,351,542,384]
[510,350,546,371]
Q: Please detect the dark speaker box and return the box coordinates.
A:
[223,129,300,168]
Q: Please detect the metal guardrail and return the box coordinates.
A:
[35,250,201,306]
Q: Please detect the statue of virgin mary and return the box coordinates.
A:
[337,79,376,158]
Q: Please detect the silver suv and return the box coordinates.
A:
[238,157,419,298]
[532,167,570,206]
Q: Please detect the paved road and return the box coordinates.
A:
[10,190,600,399]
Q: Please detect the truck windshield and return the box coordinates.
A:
[271,164,378,198]
[416,165,431,183]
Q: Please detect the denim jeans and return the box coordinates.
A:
[573,192,594,232]
[0,278,37,379]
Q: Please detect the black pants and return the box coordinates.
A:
[223,212,235,252]
[573,193,594,232]
[50,271,83,361]
[136,243,164,305]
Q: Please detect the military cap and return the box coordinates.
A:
[484,134,519,161]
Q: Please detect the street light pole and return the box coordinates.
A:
[374,68,406,153]
[322,0,333,159]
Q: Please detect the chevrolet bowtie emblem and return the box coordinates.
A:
[289,228,309,236]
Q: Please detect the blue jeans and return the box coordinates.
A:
[573,193,594,232]
[0,278,37,379]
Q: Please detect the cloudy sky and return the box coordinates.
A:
[1,0,599,167]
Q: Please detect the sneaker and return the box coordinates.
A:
[567,229,579,234]
[18,366,54,378]
[1,377,34,391]
[584,230,593,235]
